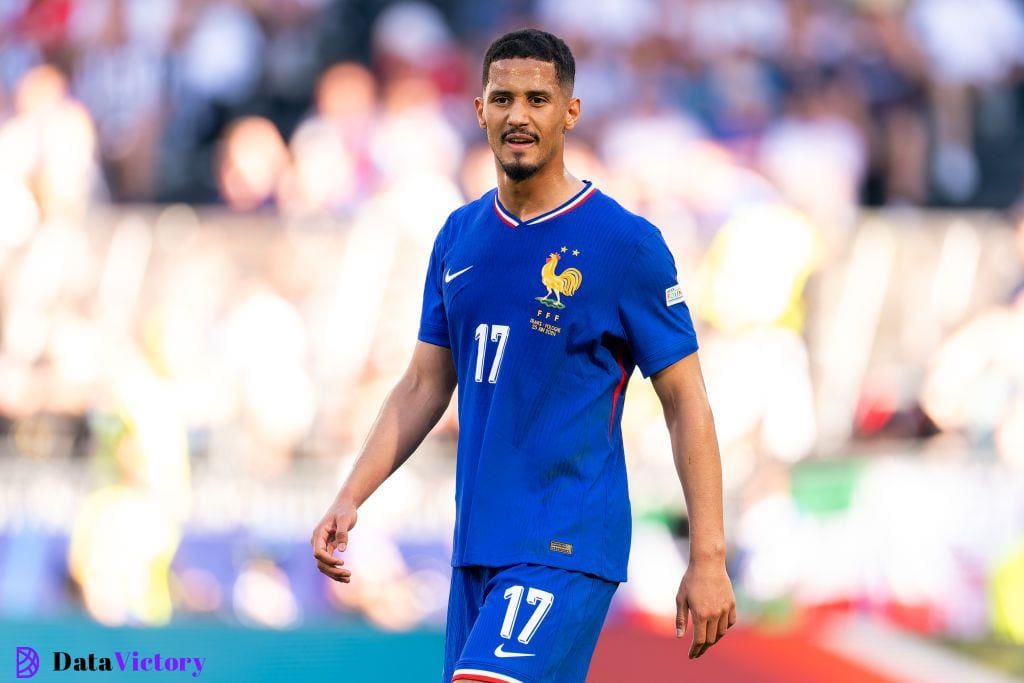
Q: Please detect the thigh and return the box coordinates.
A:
[452,564,618,683]
[443,566,491,683]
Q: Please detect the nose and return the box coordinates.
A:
[507,96,529,127]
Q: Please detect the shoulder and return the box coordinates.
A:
[431,190,494,250]
[586,191,681,282]
[587,187,662,254]
[437,189,497,240]
[455,189,495,221]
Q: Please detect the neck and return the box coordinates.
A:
[496,160,585,223]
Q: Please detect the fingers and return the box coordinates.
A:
[691,609,736,659]
[312,505,359,583]
[335,528,349,553]
[310,517,334,552]
[689,614,715,659]
[312,533,342,565]
[311,518,348,566]
[316,559,351,582]
[675,592,688,639]
[688,609,707,659]
[701,614,720,657]
[718,610,730,640]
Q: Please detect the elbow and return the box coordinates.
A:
[665,394,715,435]
[401,365,455,412]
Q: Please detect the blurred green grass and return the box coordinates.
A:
[938,638,1024,680]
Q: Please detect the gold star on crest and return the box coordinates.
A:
[560,246,568,253]
[572,249,580,256]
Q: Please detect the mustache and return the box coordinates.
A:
[502,130,539,141]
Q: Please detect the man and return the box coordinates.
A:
[312,28,736,683]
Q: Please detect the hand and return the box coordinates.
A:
[310,498,358,583]
[675,558,736,659]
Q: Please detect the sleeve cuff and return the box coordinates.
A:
[636,339,699,378]
[417,325,451,348]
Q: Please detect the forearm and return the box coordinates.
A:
[666,399,726,564]
[654,360,736,656]
[335,370,453,507]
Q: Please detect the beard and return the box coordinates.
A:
[500,157,542,181]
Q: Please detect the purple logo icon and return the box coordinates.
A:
[16,647,39,678]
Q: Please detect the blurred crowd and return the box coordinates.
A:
[2,0,1024,220]
[3,0,1024,653]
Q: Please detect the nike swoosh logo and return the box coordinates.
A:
[493,644,534,659]
[444,265,473,283]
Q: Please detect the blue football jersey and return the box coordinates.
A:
[418,179,698,583]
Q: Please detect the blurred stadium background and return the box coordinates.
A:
[2,0,1024,681]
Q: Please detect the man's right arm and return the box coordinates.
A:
[311,341,457,582]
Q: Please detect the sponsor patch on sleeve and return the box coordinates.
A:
[665,284,685,307]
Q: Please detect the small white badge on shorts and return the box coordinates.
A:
[665,284,685,307]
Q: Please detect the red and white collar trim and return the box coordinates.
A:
[493,180,597,228]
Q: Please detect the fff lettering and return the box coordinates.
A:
[53,651,206,677]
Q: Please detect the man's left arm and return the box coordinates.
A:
[651,351,737,660]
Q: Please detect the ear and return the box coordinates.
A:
[474,96,486,129]
[563,96,580,133]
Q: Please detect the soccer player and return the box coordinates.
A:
[312,28,736,682]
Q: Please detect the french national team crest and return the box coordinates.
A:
[535,247,582,309]
[530,246,582,337]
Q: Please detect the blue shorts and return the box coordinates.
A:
[442,563,618,683]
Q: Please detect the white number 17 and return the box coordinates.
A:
[473,323,509,383]
[500,585,554,644]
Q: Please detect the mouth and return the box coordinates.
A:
[503,133,537,151]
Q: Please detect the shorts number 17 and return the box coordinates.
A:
[501,585,554,645]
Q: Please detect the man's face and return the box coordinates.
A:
[475,58,579,182]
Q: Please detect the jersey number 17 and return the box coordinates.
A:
[473,323,510,383]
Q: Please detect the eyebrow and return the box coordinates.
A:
[488,89,554,98]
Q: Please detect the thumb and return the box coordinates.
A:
[676,593,689,638]
[337,516,358,552]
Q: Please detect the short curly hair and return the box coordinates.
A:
[481,28,575,94]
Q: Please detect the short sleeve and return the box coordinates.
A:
[418,228,451,348]
[618,230,699,378]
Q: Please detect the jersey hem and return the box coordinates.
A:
[453,555,625,584]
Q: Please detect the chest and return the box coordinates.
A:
[442,228,617,338]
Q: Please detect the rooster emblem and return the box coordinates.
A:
[536,252,582,309]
